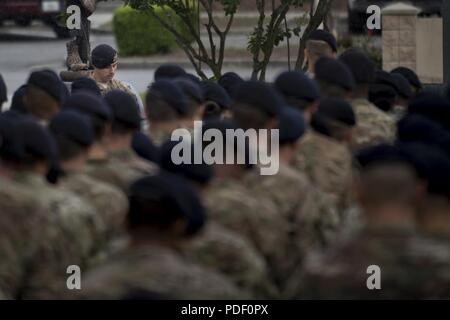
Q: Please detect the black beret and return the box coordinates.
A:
[375,70,398,91]
[10,84,28,114]
[201,119,254,169]
[315,57,356,91]
[148,80,188,115]
[63,92,111,121]
[154,64,187,81]
[27,69,64,101]
[399,142,450,197]
[132,131,160,163]
[316,97,356,126]
[356,144,408,169]
[232,81,283,117]
[129,171,206,235]
[274,70,320,102]
[308,29,337,52]
[159,140,213,184]
[16,119,56,161]
[218,72,244,97]
[397,114,447,147]
[0,112,24,160]
[71,77,101,96]
[200,81,232,110]
[178,73,201,84]
[91,44,118,69]
[278,106,306,144]
[369,83,397,112]
[173,78,204,104]
[0,73,7,106]
[339,49,375,85]
[408,92,450,130]
[104,90,141,129]
[391,73,413,99]
[49,110,94,147]
[391,67,422,90]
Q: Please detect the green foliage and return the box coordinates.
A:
[114,3,198,56]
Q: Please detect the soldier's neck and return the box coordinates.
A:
[88,143,109,161]
[61,155,87,173]
[107,134,132,153]
[364,204,417,231]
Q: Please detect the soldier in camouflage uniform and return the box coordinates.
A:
[71,173,245,299]
[87,44,145,126]
[287,146,450,299]
[145,80,189,146]
[159,140,277,298]
[339,49,396,150]
[1,119,101,298]
[48,110,129,263]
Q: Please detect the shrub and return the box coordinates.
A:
[113,5,197,56]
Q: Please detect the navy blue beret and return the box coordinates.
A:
[308,29,337,52]
[391,67,422,90]
[105,90,141,129]
[129,171,206,235]
[218,72,244,97]
[339,49,375,85]
[91,44,118,69]
[27,69,64,102]
[63,92,111,121]
[71,77,101,96]
[49,110,94,147]
[201,81,232,110]
[232,81,283,117]
[154,64,187,81]
[315,57,356,91]
[278,106,306,144]
[173,78,204,105]
[275,70,320,102]
[148,80,188,116]
[159,140,213,184]
[17,119,57,161]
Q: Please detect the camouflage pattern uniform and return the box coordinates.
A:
[286,227,450,299]
[58,170,129,264]
[11,172,100,298]
[293,129,355,214]
[70,244,247,299]
[88,71,135,97]
[0,178,56,299]
[85,148,158,193]
[350,98,396,150]
[181,222,278,298]
[204,176,290,290]
[242,163,341,290]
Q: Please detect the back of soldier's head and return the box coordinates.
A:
[105,90,141,136]
[274,70,320,111]
[173,78,205,118]
[49,110,94,162]
[128,172,205,237]
[159,140,213,188]
[71,77,101,96]
[315,57,355,98]
[305,30,337,67]
[232,81,283,130]
[311,97,356,142]
[15,119,57,170]
[63,92,111,141]
[356,145,423,209]
[25,70,64,121]
[145,80,188,123]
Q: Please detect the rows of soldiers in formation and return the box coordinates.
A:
[0,30,450,299]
